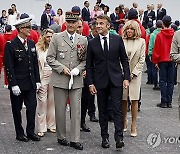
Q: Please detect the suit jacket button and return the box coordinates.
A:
[30,73,31,75]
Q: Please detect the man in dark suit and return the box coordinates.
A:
[40,7,52,31]
[86,15,130,149]
[82,1,91,23]
[143,4,155,29]
[4,17,41,142]
[86,21,99,122]
[110,7,120,33]
[157,3,166,20]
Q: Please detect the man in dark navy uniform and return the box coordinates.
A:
[4,17,41,142]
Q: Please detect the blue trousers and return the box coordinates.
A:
[158,62,175,104]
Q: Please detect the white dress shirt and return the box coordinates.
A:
[99,32,110,50]
[66,31,76,43]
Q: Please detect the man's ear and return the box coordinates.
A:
[107,22,110,29]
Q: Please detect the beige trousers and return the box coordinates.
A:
[53,87,82,142]
[36,70,56,132]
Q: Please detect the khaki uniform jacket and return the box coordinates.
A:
[46,31,87,89]
[170,30,180,83]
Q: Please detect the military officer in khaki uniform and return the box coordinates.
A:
[46,12,87,150]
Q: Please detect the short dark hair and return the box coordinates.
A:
[96,15,111,23]
[58,8,63,15]
[11,4,16,7]
[115,7,120,11]
[8,9,13,15]
[2,10,6,14]
[84,1,88,5]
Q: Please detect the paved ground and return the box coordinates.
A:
[0,71,180,154]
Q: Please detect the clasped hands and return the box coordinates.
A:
[64,67,79,89]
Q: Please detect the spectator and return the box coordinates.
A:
[170,30,180,119]
[148,20,163,90]
[96,0,105,10]
[82,1,91,22]
[90,5,103,20]
[110,7,120,33]
[57,8,65,27]
[41,7,52,31]
[157,3,166,20]
[32,24,40,39]
[103,5,111,17]
[127,9,146,39]
[119,4,125,24]
[61,6,90,36]
[1,25,12,88]
[152,16,175,108]
[0,10,8,33]
[7,8,17,30]
[49,16,61,33]
[143,4,155,29]
[43,3,56,17]
[11,3,20,20]
[174,20,180,30]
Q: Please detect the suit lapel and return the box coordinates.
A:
[129,39,140,61]
[72,33,80,49]
[96,36,106,57]
[108,34,113,57]
[62,31,73,48]
[16,37,26,52]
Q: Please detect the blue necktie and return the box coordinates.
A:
[70,36,73,42]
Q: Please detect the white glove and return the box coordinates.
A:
[68,74,74,89]
[70,68,79,76]
[12,85,21,96]
[36,83,41,90]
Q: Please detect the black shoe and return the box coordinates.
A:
[116,139,124,149]
[108,115,114,122]
[70,142,83,150]
[16,135,29,142]
[157,103,168,108]
[153,86,160,90]
[146,81,153,84]
[101,138,110,148]
[27,134,40,141]
[81,123,91,132]
[58,139,70,146]
[90,116,99,122]
[167,104,172,108]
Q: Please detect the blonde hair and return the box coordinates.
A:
[122,20,141,39]
[36,28,54,51]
